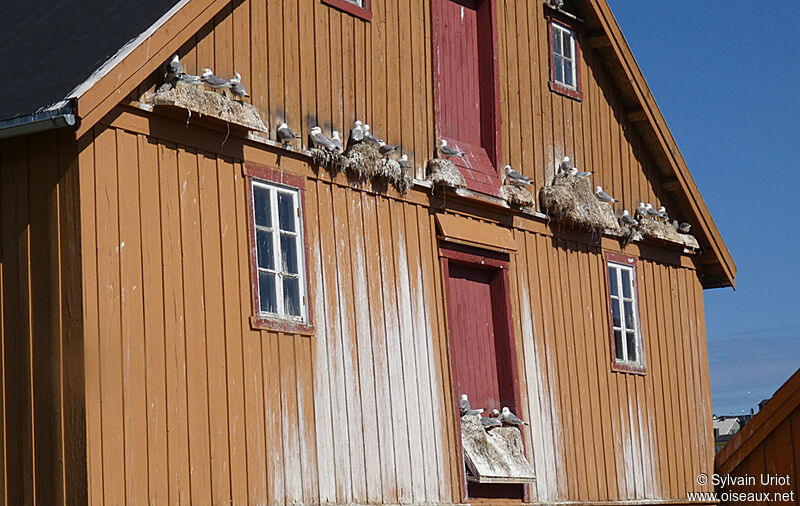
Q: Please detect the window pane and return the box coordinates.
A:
[564,60,574,86]
[626,331,638,362]
[553,28,562,55]
[257,229,274,270]
[621,269,632,298]
[565,33,574,59]
[608,266,618,296]
[624,301,635,329]
[253,186,271,227]
[611,298,621,328]
[280,233,299,274]
[278,193,296,232]
[258,272,277,313]
[554,57,564,85]
[614,330,624,360]
[283,277,301,317]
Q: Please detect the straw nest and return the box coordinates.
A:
[681,233,700,250]
[309,148,331,168]
[501,184,535,208]
[342,142,380,181]
[395,172,414,195]
[427,158,466,189]
[144,82,268,132]
[539,172,619,231]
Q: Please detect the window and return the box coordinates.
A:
[245,163,312,333]
[321,0,371,21]
[252,180,306,321]
[547,16,583,100]
[605,253,645,373]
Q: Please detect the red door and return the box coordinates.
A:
[433,0,501,196]
[447,264,502,409]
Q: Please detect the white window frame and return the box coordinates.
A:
[251,179,307,323]
[552,22,577,90]
[607,260,643,367]
[344,0,365,7]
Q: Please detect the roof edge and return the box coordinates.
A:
[587,0,736,288]
[0,101,77,140]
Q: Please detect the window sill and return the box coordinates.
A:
[611,361,647,375]
[549,80,582,101]
[249,315,314,336]
[321,0,372,21]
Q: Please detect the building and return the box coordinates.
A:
[715,368,800,504]
[0,0,735,504]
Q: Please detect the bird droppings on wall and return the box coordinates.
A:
[539,172,619,232]
[144,81,268,133]
[460,415,535,483]
[500,184,535,208]
[426,158,466,189]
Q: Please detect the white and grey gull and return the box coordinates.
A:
[504,165,532,186]
[438,139,464,158]
[310,126,336,151]
[399,154,411,170]
[499,406,528,427]
[459,394,484,416]
[378,141,400,157]
[277,123,300,144]
[230,72,249,99]
[481,409,503,430]
[201,68,231,91]
[363,124,381,145]
[350,120,364,143]
[595,186,616,203]
[331,131,343,152]
[620,210,638,226]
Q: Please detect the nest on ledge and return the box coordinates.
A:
[501,184,535,208]
[426,158,466,189]
[539,172,619,232]
[144,82,268,132]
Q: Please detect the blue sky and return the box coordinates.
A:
[607,1,800,415]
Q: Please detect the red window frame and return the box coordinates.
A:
[440,243,527,501]
[321,0,371,22]
[545,10,583,101]
[432,0,503,197]
[244,162,314,335]
[603,251,646,375]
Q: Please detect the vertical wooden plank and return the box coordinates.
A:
[676,268,699,493]
[587,250,618,501]
[216,159,249,505]
[232,0,251,108]
[346,189,383,503]
[232,167,268,505]
[94,127,126,506]
[116,130,149,506]
[298,0,318,143]
[306,181,337,504]
[328,10,343,135]
[331,185,368,503]
[75,135,103,506]
[267,0,285,125]
[659,265,683,498]
[503,0,521,168]
[199,154,232,504]
[415,205,450,502]
[294,335,320,505]
[250,0,268,118]
[28,130,60,505]
[261,329,285,504]
[340,16,355,138]
[403,203,439,503]
[177,149,212,506]
[214,4,234,83]
[158,141,191,505]
[359,193,399,504]
[313,0,331,137]
[376,196,413,504]
[316,181,353,504]
[284,0,302,132]
[136,134,169,506]
[277,331,303,504]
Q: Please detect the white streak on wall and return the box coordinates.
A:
[519,283,557,500]
[394,224,427,501]
[311,223,336,502]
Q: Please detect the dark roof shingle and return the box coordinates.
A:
[0,0,179,121]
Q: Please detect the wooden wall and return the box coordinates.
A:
[80,104,715,504]
[133,0,678,222]
[0,130,86,505]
